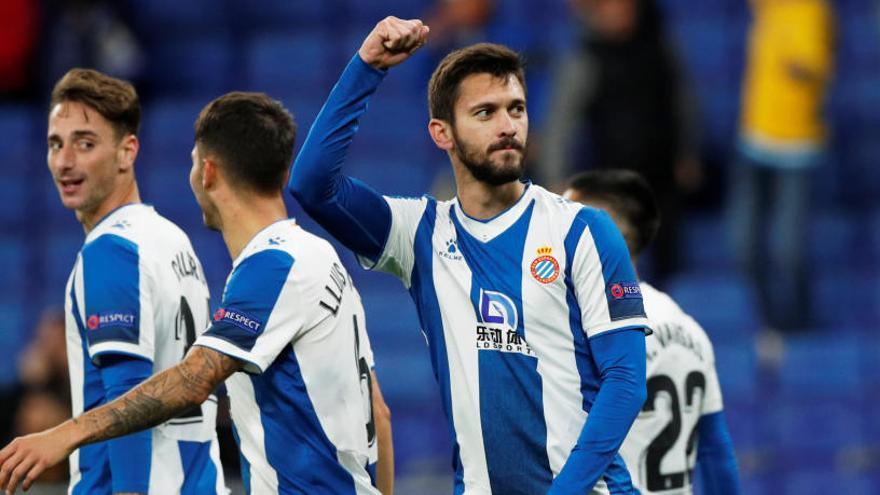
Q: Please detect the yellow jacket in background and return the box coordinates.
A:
[740,0,834,148]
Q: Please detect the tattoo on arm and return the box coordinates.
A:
[74,347,242,445]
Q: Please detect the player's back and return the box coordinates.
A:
[619,282,724,495]
[64,203,224,494]
[195,219,378,495]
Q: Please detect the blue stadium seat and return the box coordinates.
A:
[0,106,36,164]
[681,213,733,271]
[227,0,329,32]
[140,98,206,160]
[129,0,228,36]
[665,272,760,343]
[784,470,877,495]
[388,407,452,474]
[187,231,232,302]
[244,32,336,96]
[713,343,758,402]
[347,0,430,25]
[0,236,27,296]
[355,91,429,145]
[809,269,875,326]
[836,14,880,73]
[140,165,204,228]
[0,302,25,387]
[768,398,867,452]
[41,227,83,302]
[0,173,29,227]
[778,334,865,397]
[148,36,235,96]
[345,157,435,197]
[809,210,862,266]
[41,178,78,228]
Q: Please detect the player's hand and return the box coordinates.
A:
[0,427,74,494]
[359,16,429,70]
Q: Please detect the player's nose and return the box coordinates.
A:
[53,145,76,172]
[497,112,517,137]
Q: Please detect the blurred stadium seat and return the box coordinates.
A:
[244,31,336,96]
[666,272,760,343]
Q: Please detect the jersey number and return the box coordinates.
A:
[353,315,376,447]
[174,296,207,420]
[643,371,706,491]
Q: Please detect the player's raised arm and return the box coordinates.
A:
[287,17,428,261]
[0,347,242,494]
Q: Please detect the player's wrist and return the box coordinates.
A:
[52,419,85,454]
[357,47,388,71]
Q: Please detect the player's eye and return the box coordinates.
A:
[76,140,95,151]
[48,141,61,152]
[475,108,492,119]
[510,104,525,116]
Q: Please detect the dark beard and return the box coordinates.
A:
[454,134,525,186]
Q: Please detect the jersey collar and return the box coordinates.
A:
[452,181,536,243]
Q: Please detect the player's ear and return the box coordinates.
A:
[118,134,139,172]
[428,118,454,151]
[202,156,218,190]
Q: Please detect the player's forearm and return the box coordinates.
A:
[288,55,393,259]
[372,375,394,494]
[66,367,203,448]
[288,54,385,206]
[549,330,647,493]
[65,348,237,449]
[697,412,742,495]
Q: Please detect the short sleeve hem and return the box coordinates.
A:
[194,336,265,375]
[90,342,153,366]
[586,317,651,339]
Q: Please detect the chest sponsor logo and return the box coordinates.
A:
[87,312,137,330]
[214,307,262,333]
[475,289,533,356]
[530,246,560,284]
[609,281,642,300]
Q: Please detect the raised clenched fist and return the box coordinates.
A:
[358,16,430,70]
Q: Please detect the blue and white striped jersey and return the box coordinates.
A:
[361,184,650,494]
[194,219,379,495]
[64,203,225,494]
[619,283,725,495]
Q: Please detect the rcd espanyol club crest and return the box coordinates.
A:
[530,246,560,284]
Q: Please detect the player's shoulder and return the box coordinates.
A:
[532,184,612,229]
[238,219,335,278]
[641,282,715,355]
[88,203,190,250]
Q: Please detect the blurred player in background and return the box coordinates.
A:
[30,68,226,494]
[565,170,741,494]
[290,16,649,494]
[0,91,391,495]
[730,0,834,331]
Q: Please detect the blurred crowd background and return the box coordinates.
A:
[1,0,879,493]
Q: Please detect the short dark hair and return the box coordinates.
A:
[428,43,526,123]
[50,68,141,139]
[195,92,296,194]
[567,169,661,257]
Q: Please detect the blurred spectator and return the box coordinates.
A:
[17,308,69,403]
[729,0,833,332]
[13,309,70,485]
[0,0,40,100]
[41,0,144,91]
[541,0,699,281]
[14,393,70,484]
[425,0,495,48]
